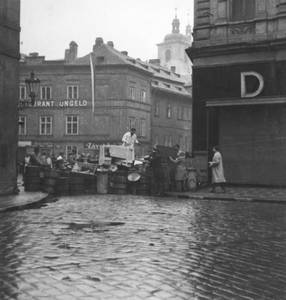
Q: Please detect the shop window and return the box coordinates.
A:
[40,116,53,135]
[230,0,255,21]
[167,104,172,119]
[18,116,26,135]
[41,86,52,100]
[19,86,26,100]
[67,85,79,99]
[66,115,79,135]
[154,135,159,145]
[168,135,173,147]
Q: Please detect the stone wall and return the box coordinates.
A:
[0,0,20,195]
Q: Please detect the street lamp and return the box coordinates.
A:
[25,71,40,106]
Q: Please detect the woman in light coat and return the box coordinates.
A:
[209,146,226,193]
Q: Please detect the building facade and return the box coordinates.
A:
[19,38,192,159]
[0,0,20,194]
[157,15,192,79]
[187,0,286,186]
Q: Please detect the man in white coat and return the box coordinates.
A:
[122,128,139,149]
[209,146,226,193]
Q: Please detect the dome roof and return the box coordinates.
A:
[164,32,188,43]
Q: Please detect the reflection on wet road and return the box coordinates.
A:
[0,195,285,299]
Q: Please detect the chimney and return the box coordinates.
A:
[29,52,39,57]
[171,66,176,73]
[107,41,114,48]
[65,41,78,63]
[121,51,128,56]
[26,52,45,64]
[93,37,104,51]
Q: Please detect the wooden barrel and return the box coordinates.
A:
[69,174,85,195]
[97,173,108,194]
[43,177,57,194]
[136,174,151,196]
[55,177,70,195]
[84,175,97,194]
[24,166,41,192]
[110,170,127,194]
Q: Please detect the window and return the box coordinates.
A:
[167,104,172,118]
[41,86,52,100]
[19,86,26,100]
[165,49,171,62]
[140,89,146,102]
[129,86,136,100]
[154,102,160,117]
[168,135,173,147]
[231,0,255,21]
[66,145,78,158]
[128,117,136,130]
[40,116,53,135]
[154,135,159,145]
[177,106,184,120]
[67,85,78,99]
[140,119,147,137]
[18,116,26,135]
[66,115,79,135]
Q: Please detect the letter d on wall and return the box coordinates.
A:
[241,71,264,98]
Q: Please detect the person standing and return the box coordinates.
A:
[209,146,226,193]
[150,145,165,196]
[122,128,139,149]
[169,151,187,192]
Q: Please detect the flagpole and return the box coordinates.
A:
[89,53,95,113]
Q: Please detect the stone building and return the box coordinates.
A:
[19,38,192,159]
[157,14,192,80]
[0,0,20,195]
[187,0,286,186]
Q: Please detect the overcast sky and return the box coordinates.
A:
[20,0,194,61]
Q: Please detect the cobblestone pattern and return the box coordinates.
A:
[0,195,285,299]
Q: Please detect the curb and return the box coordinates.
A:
[0,194,55,213]
[166,193,286,204]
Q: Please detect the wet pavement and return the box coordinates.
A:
[0,195,285,300]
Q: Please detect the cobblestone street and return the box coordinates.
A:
[0,195,285,300]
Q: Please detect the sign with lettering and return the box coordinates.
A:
[84,142,100,150]
[241,71,264,98]
[19,99,88,108]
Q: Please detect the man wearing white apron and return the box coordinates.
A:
[122,128,139,162]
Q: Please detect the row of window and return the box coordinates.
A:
[19,85,79,100]
[154,102,191,120]
[128,86,147,102]
[18,115,79,136]
[128,117,147,137]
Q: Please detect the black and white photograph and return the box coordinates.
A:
[0,0,286,299]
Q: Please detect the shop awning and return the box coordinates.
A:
[206,96,286,107]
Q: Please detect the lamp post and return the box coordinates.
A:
[25,71,40,106]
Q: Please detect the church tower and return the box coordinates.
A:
[157,12,192,79]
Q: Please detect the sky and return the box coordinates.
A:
[20,0,194,61]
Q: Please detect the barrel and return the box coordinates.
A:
[110,170,128,195]
[70,174,85,195]
[42,168,59,194]
[136,174,151,196]
[186,168,197,191]
[55,177,70,195]
[84,175,97,194]
[24,166,41,192]
[97,172,108,194]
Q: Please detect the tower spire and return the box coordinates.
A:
[172,8,180,33]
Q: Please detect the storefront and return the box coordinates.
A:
[192,58,286,186]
